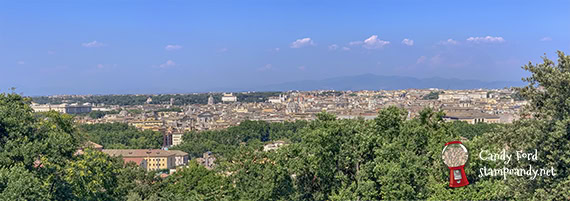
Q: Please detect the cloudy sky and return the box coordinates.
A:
[1,0,569,95]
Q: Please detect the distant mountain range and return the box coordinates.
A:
[235,74,524,92]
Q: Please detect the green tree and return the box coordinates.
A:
[159,161,229,200]
[0,165,49,200]
[63,149,123,200]
[1,92,82,199]
[423,91,441,100]
[219,145,294,200]
[79,123,162,149]
[488,51,570,200]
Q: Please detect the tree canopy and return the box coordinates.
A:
[79,123,163,149]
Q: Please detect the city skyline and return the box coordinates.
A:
[2,0,569,95]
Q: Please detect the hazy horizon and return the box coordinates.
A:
[18,73,525,96]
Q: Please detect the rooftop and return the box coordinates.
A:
[102,149,179,157]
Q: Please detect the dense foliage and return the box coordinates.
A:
[448,121,500,140]
[423,91,441,100]
[171,120,308,158]
[85,110,119,119]
[2,52,569,200]
[79,123,163,149]
[235,92,282,103]
[0,93,156,200]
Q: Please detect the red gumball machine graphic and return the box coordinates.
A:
[442,141,469,187]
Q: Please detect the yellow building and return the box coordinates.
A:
[102,149,178,171]
[130,120,164,131]
[262,108,275,113]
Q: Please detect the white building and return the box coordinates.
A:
[221,93,237,103]
[268,94,286,104]
[207,95,214,105]
[439,91,487,101]
[263,140,288,151]
[169,150,189,167]
[31,103,92,114]
[171,133,184,146]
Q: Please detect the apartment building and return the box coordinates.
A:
[102,149,185,171]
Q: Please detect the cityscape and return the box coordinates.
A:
[27,88,526,172]
[36,89,524,133]
[1,0,569,200]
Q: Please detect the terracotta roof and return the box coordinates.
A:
[85,141,103,149]
[444,112,499,119]
[124,157,146,165]
[102,149,176,157]
[168,150,189,156]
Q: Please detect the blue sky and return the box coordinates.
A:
[1,0,569,95]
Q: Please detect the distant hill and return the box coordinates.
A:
[244,74,524,91]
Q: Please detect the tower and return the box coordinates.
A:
[208,95,214,105]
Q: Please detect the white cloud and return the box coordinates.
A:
[438,38,458,45]
[165,45,182,51]
[159,60,176,68]
[17,61,25,65]
[290,38,315,48]
[258,64,273,71]
[401,38,414,46]
[363,35,390,49]
[274,48,280,52]
[298,66,306,71]
[466,36,505,43]
[82,41,106,48]
[540,37,552,42]
[329,44,350,51]
[328,44,339,50]
[416,56,427,64]
[349,35,390,49]
[348,41,363,46]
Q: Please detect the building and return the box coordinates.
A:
[263,140,288,152]
[268,94,285,104]
[221,93,237,103]
[197,112,214,123]
[75,141,104,155]
[163,132,173,148]
[208,95,214,105]
[196,151,216,169]
[102,149,186,171]
[31,103,92,114]
[438,91,487,101]
[171,132,184,146]
[130,120,164,131]
[443,112,501,124]
[169,150,189,167]
[65,104,93,114]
